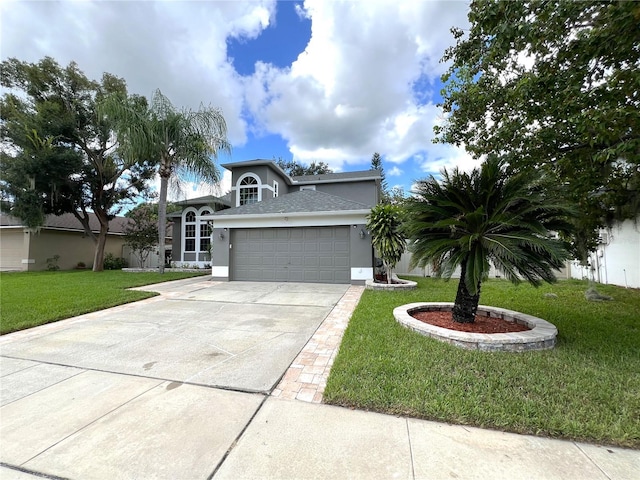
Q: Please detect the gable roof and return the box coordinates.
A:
[220,159,291,179]
[212,189,370,217]
[0,212,132,235]
[220,159,381,185]
[173,194,231,208]
[167,194,231,218]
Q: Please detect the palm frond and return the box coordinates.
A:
[404,157,571,296]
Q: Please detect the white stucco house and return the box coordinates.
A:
[569,218,640,289]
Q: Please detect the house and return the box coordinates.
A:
[569,218,640,289]
[0,212,131,271]
[170,159,381,284]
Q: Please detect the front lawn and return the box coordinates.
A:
[0,270,207,335]
[324,278,640,448]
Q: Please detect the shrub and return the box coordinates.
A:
[103,253,128,270]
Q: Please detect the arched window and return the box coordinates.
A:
[238,174,260,206]
[184,210,197,252]
[199,209,212,253]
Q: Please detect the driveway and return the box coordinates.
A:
[0,278,349,479]
[1,278,349,394]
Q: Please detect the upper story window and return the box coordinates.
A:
[273,180,279,198]
[300,185,316,191]
[238,174,260,206]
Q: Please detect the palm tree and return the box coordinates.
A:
[366,204,406,283]
[403,157,570,323]
[103,90,231,273]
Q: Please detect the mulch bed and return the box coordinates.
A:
[410,310,531,333]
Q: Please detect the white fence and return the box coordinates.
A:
[122,245,164,269]
[394,249,570,280]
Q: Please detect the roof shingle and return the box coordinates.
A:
[1,212,132,235]
[212,190,370,217]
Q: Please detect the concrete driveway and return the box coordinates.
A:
[1,278,348,394]
[0,278,349,479]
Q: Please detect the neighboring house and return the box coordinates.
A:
[0,212,131,271]
[170,159,381,284]
[569,218,640,289]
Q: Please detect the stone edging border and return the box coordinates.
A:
[393,302,557,352]
[365,277,417,291]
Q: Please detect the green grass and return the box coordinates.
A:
[0,270,207,335]
[324,278,640,448]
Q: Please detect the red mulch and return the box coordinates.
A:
[410,310,531,333]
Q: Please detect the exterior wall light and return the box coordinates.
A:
[359,229,366,239]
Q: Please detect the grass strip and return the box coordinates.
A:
[324,278,640,448]
[0,270,207,334]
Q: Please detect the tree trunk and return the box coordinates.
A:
[452,262,481,323]
[92,211,110,272]
[157,173,169,274]
[386,261,392,284]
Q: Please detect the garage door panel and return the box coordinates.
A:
[318,256,332,267]
[232,227,350,283]
[335,228,349,239]
[334,256,349,267]
[262,242,275,253]
[262,256,275,267]
[303,229,318,240]
[288,255,303,266]
[304,257,319,267]
[334,241,349,253]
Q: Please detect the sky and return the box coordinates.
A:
[0,0,475,201]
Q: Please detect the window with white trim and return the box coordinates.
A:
[300,185,316,191]
[184,210,196,252]
[199,209,212,253]
[239,175,259,205]
[273,180,279,198]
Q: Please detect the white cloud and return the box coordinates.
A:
[414,144,480,177]
[1,0,472,199]
[388,166,403,176]
[0,0,278,147]
[245,0,470,171]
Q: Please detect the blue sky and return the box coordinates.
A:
[1,0,474,200]
[226,2,312,167]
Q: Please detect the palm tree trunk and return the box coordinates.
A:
[452,262,480,323]
[157,174,168,274]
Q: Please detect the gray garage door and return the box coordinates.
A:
[232,227,350,283]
